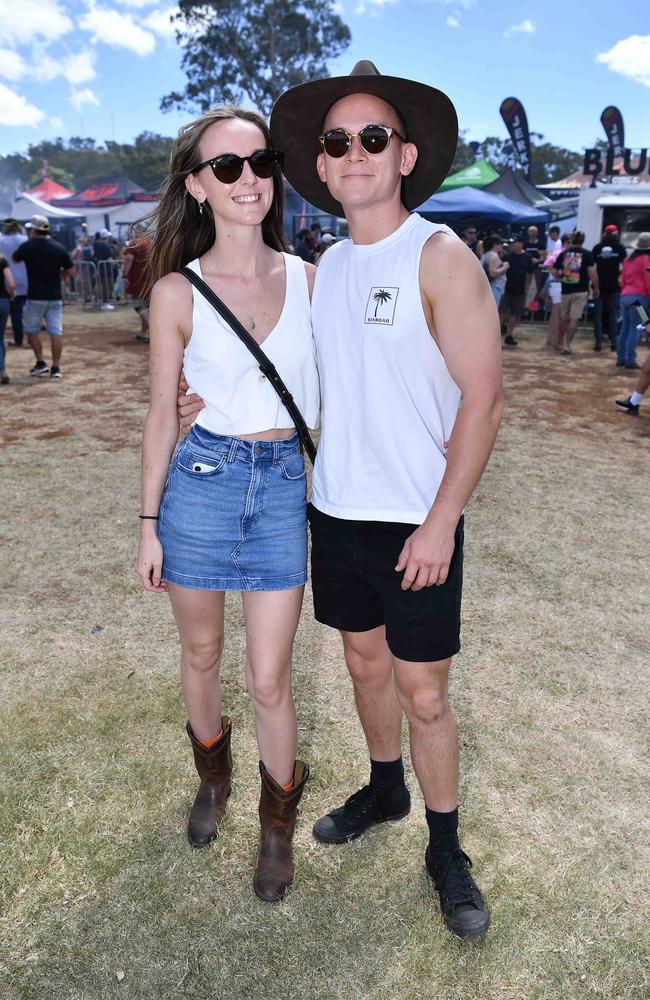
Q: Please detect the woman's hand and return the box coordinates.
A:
[137,532,168,592]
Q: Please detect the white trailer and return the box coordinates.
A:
[577,183,650,249]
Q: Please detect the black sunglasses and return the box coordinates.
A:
[193,148,283,184]
[319,124,407,158]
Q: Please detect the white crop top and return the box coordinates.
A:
[184,251,320,436]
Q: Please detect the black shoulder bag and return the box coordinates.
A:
[180,266,317,464]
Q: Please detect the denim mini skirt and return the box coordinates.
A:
[158,426,308,591]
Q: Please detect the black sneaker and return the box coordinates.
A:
[425,844,490,938]
[29,360,49,377]
[593,342,602,352]
[615,396,639,415]
[625,362,641,370]
[313,782,411,844]
[50,366,62,379]
[503,335,518,347]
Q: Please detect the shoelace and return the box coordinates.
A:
[343,785,377,817]
[436,849,478,908]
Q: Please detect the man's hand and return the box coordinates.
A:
[177,376,205,434]
[395,518,457,590]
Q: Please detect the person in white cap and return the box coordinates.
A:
[13,215,74,378]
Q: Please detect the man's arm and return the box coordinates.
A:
[588,264,599,297]
[395,235,504,591]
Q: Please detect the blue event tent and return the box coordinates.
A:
[416,186,549,226]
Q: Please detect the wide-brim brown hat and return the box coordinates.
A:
[270,60,458,218]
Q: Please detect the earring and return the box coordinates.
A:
[198,200,204,215]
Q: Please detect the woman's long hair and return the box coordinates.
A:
[146,107,289,293]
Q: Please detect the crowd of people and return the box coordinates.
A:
[0,216,155,381]
[462,220,650,414]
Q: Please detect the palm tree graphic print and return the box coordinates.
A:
[365,286,399,325]
[373,289,392,317]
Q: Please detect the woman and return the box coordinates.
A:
[0,252,17,385]
[137,107,320,902]
[617,233,650,370]
[480,235,509,308]
[542,233,570,350]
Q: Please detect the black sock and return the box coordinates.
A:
[369,757,404,793]
[426,806,459,856]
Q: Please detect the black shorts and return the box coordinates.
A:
[308,504,463,663]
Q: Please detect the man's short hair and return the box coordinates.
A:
[570,231,585,245]
[310,223,321,231]
[549,225,560,235]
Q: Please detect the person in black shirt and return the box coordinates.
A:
[13,215,74,378]
[591,226,626,351]
[499,235,533,346]
[552,231,598,355]
[0,253,17,384]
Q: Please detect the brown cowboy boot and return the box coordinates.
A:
[253,760,309,902]
[186,717,232,849]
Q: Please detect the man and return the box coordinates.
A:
[123,227,152,342]
[309,222,322,251]
[552,231,598,355]
[93,228,118,310]
[0,219,28,347]
[180,61,503,938]
[460,225,483,258]
[591,224,625,352]
[546,225,562,253]
[13,215,74,378]
[500,234,533,347]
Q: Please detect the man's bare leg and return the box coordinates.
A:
[28,332,43,362]
[341,626,402,760]
[312,626,409,844]
[393,656,457,811]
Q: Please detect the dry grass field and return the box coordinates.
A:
[1,306,648,1000]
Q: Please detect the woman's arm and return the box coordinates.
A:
[487,252,508,279]
[138,272,192,591]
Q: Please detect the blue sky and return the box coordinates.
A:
[0,0,648,161]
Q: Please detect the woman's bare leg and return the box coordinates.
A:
[167,584,225,742]
[242,587,304,787]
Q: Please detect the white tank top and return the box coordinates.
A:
[311,213,461,524]
[184,251,320,436]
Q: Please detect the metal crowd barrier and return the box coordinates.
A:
[65,259,128,310]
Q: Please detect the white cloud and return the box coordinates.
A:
[0,81,45,126]
[50,116,63,129]
[0,0,72,45]
[79,5,157,55]
[111,0,159,6]
[446,15,460,27]
[63,51,96,85]
[354,0,397,14]
[33,56,62,82]
[504,19,535,37]
[142,7,177,38]
[597,35,650,89]
[0,49,27,81]
[70,87,101,110]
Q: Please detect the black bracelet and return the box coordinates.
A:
[139,514,159,520]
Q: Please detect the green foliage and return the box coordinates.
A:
[477,134,583,184]
[162,0,351,116]
[0,133,173,195]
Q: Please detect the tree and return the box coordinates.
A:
[477,134,583,184]
[161,0,351,117]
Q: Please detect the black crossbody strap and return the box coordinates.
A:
[180,266,316,464]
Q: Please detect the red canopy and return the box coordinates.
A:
[60,176,146,208]
[27,178,74,202]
